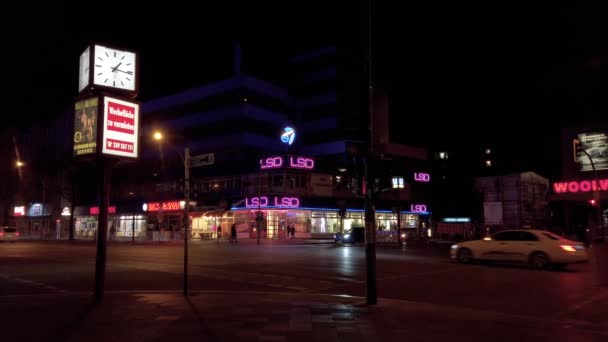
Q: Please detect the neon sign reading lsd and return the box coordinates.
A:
[260,156,314,170]
[414,172,431,182]
[245,196,300,208]
[410,204,428,213]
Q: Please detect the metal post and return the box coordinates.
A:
[68,197,75,241]
[94,159,111,302]
[364,158,377,305]
[397,208,402,245]
[257,173,261,245]
[183,147,190,296]
[131,214,135,244]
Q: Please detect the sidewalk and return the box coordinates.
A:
[1,291,606,342]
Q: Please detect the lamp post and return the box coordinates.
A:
[579,148,604,241]
[364,0,377,306]
[154,131,191,296]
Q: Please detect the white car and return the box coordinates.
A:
[0,227,20,243]
[450,229,587,269]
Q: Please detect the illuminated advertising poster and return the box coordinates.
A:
[101,96,139,158]
[73,97,98,156]
[577,132,608,171]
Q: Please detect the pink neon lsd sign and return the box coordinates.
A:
[414,172,431,182]
[245,196,301,208]
[259,156,314,170]
[553,179,608,193]
[410,204,428,213]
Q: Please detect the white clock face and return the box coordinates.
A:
[93,45,136,91]
[78,46,90,92]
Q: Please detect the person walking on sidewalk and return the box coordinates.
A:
[230,223,237,243]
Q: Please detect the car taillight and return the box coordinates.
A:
[15,232,20,236]
[0,232,3,237]
[560,245,577,252]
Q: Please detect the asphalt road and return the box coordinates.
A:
[0,240,606,322]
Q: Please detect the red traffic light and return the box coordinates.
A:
[589,199,597,206]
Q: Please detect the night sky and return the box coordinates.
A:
[4,1,607,179]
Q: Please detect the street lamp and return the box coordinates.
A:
[152,130,191,296]
[16,160,24,168]
[578,146,605,241]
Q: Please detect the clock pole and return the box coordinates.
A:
[94,158,112,302]
[76,42,140,302]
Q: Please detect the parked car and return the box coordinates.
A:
[450,229,587,269]
[0,227,20,243]
[334,227,365,244]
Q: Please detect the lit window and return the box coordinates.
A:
[439,151,448,160]
[392,177,404,189]
[485,148,491,155]
[485,160,492,167]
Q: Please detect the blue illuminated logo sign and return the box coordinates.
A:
[281,127,295,145]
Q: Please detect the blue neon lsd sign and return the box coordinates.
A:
[281,126,296,145]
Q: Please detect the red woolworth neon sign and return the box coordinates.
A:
[553,179,608,193]
[245,196,300,208]
[259,156,314,170]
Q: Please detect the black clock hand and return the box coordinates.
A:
[111,62,123,72]
[114,68,133,75]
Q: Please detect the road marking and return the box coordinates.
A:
[0,274,70,294]
[377,266,464,281]
[550,289,608,319]
[108,261,350,292]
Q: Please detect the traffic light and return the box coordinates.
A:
[589,199,597,206]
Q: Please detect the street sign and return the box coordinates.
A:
[190,153,214,168]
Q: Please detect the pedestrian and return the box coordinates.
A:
[109,224,116,241]
[230,223,237,243]
[217,225,222,243]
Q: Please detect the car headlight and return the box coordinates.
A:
[344,234,351,239]
[451,244,459,249]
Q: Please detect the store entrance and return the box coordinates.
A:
[265,211,284,239]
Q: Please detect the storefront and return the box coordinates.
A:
[191,210,234,239]
[114,214,147,239]
[74,205,117,239]
[142,200,187,240]
[10,203,54,239]
[231,206,428,239]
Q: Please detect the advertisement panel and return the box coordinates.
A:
[101,96,139,158]
[73,97,98,156]
[576,132,608,171]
